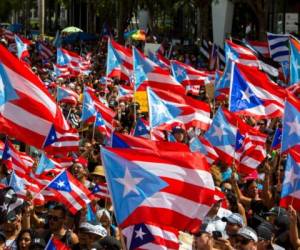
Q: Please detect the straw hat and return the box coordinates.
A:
[92,165,105,176]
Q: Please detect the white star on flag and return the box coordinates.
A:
[211,124,225,141]
[56,180,65,188]
[286,117,300,136]
[241,88,254,103]
[0,203,8,212]
[114,168,143,197]
[135,227,147,240]
[283,166,300,187]
[176,67,184,77]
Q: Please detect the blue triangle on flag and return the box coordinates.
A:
[81,91,97,122]
[282,101,300,152]
[189,137,207,155]
[134,118,149,137]
[111,133,130,148]
[133,47,153,90]
[101,147,168,224]
[129,223,155,250]
[43,125,57,147]
[106,41,122,76]
[271,128,282,149]
[95,112,105,127]
[229,64,263,112]
[56,48,69,65]
[204,107,236,147]
[36,154,55,175]
[148,88,181,128]
[171,62,187,83]
[9,171,25,192]
[2,139,11,160]
[235,130,245,150]
[48,171,72,192]
[0,62,19,106]
[57,87,69,102]
[281,153,300,197]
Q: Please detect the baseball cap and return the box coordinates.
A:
[222,213,244,227]
[256,222,274,241]
[237,226,258,242]
[99,236,121,250]
[79,222,107,237]
[194,222,216,236]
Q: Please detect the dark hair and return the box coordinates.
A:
[245,179,257,191]
[225,191,239,213]
[16,229,35,248]
[51,203,67,218]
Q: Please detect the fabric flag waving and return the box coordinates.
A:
[133,118,150,138]
[289,36,300,86]
[123,223,179,250]
[45,236,70,250]
[92,183,110,199]
[15,35,29,59]
[147,87,211,131]
[0,44,74,150]
[56,86,79,105]
[271,128,282,150]
[106,39,133,81]
[133,47,185,94]
[229,63,285,119]
[281,92,300,153]
[280,149,300,211]
[170,60,209,86]
[101,147,216,232]
[266,32,289,63]
[47,170,93,214]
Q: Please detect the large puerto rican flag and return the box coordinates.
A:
[101,146,216,232]
[0,44,75,150]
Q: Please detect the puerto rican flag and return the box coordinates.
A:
[56,86,79,105]
[92,183,110,200]
[171,60,209,86]
[47,170,94,214]
[0,44,74,150]
[101,146,216,232]
[15,35,29,59]
[82,88,115,135]
[123,223,179,250]
[148,50,170,70]
[189,136,219,165]
[117,85,133,101]
[229,62,286,119]
[205,108,267,174]
[248,40,270,58]
[36,41,54,59]
[133,47,185,95]
[111,132,190,152]
[45,236,70,250]
[53,64,69,78]
[133,118,150,138]
[280,149,300,211]
[35,154,64,175]
[106,39,133,81]
[147,87,211,131]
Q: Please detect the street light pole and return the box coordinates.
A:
[39,0,45,35]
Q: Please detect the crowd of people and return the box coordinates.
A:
[0,29,299,250]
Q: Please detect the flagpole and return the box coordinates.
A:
[44,234,53,249]
[92,118,96,141]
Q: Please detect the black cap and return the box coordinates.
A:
[264,207,287,217]
[257,222,274,241]
[99,236,121,250]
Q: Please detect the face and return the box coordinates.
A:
[257,239,271,250]
[234,237,257,250]
[18,232,32,250]
[48,209,65,231]
[247,182,258,198]
[72,163,86,180]
[92,175,106,185]
[192,233,213,250]
[3,212,22,235]
[174,132,184,142]
[99,213,110,227]
[225,222,241,236]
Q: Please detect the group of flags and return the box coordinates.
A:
[3,25,300,249]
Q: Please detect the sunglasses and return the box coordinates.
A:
[48,215,63,221]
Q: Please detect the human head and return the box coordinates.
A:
[256,222,274,250]
[71,157,88,182]
[172,126,185,142]
[48,203,67,232]
[192,223,214,250]
[91,165,106,184]
[234,226,258,250]
[17,229,34,250]
[78,222,107,249]
[223,213,244,236]
[244,180,259,198]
